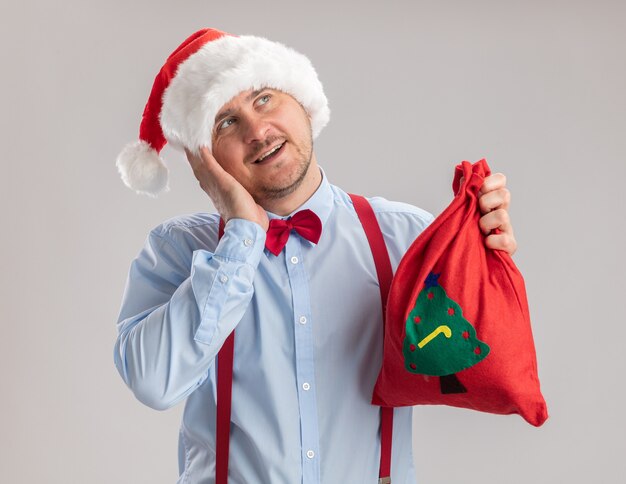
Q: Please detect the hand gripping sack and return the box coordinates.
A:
[372,159,548,426]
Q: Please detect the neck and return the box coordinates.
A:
[259,152,322,216]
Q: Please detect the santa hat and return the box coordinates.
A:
[116,28,330,196]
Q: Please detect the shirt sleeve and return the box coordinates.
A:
[367,197,436,269]
[113,218,266,410]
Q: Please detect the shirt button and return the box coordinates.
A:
[306,450,315,459]
[219,275,228,283]
[290,256,299,264]
[243,238,253,247]
[302,382,310,391]
[299,316,307,325]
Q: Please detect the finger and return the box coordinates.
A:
[478,187,511,214]
[185,147,220,173]
[183,147,221,196]
[479,208,513,235]
[478,173,506,197]
[197,146,219,167]
[199,146,238,186]
[197,146,234,181]
[484,232,517,255]
[186,147,223,184]
[184,148,202,169]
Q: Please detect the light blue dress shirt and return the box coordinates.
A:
[114,168,434,484]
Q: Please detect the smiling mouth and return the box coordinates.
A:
[254,142,286,164]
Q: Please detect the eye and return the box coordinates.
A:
[256,93,271,106]
[217,117,235,131]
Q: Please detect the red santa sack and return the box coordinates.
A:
[372,158,548,427]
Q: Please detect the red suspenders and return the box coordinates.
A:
[215,218,231,484]
[349,194,394,484]
[215,194,394,483]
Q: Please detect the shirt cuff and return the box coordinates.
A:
[213,218,267,268]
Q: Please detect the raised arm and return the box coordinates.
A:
[114,218,266,410]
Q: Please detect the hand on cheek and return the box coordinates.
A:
[184,147,269,231]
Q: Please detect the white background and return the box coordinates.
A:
[1,0,624,482]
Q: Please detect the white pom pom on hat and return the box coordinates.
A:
[116,28,330,197]
[116,140,169,197]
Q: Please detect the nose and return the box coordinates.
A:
[242,113,271,144]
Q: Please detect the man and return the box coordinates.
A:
[114,29,515,484]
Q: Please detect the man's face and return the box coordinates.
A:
[211,88,314,205]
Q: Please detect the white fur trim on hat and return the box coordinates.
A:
[160,35,330,154]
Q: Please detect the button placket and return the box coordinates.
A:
[284,235,321,480]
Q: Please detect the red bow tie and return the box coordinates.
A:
[265,209,322,256]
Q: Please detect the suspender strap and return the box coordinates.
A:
[348,193,394,484]
[215,195,394,483]
[215,218,233,484]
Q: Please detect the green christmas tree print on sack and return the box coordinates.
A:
[402,272,490,394]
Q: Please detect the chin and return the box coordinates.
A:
[257,157,311,201]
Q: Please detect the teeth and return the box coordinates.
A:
[258,143,283,161]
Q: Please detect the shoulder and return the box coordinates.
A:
[330,183,435,227]
[329,184,436,259]
[367,196,435,225]
[150,212,221,238]
[365,196,435,256]
[146,212,221,263]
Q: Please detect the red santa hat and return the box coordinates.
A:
[116,28,330,196]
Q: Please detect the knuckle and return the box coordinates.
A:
[496,208,509,224]
[479,216,491,234]
[502,188,511,204]
[504,237,517,253]
[486,234,498,249]
[478,197,490,214]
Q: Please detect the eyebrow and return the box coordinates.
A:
[214,89,264,125]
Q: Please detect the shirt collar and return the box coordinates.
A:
[265,165,333,242]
